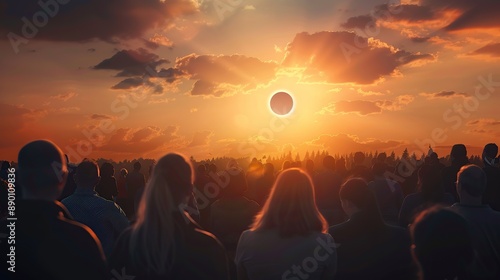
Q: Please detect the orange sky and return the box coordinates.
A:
[1,0,500,162]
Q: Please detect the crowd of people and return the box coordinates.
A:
[1,140,500,280]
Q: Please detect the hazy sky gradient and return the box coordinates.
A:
[1,0,499,162]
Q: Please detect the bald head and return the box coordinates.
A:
[18,140,68,200]
[457,164,486,198]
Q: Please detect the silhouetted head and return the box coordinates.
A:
[221,167,247,197]
[1,161,11,170]
[282,160,291,170]
[75,160,100,189]
[263,162,274,175]
[457,164,487,198]
[372,162,387,177]
[147,153,193,206]
[411,206,473,280]
[417,164,443,203]
[133,161,142,171]
[100,162,114,178]
[120,168,128,178]
[209,163,217,174]
[353,152,365,165]
[340,178,381,220]
[482,143,498,166]
[18,140,68,200]
[377,152,387,163]
[251,168,327,237]
[450,144,468,165]
[323,155,335,171]
[197,164,206,175]
[226,158,239,170]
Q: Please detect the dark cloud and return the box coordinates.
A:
[421,91,469,99]
[410,36,431,43]
[111,77,144,90]
[282,31,434,84]
[0,0,198,42]
[175,54,278,96]
[157,67,185,83]
[340,15,375,29]
[344,0,500,35]
[469,43,500,57]
[94,48,168,77]
[89,114,113,120]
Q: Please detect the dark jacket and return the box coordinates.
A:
[109,211,230,280]
[0,200,107,280]
[329,211,416,280]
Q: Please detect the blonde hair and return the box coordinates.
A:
[128,153,193,274]
[251,168,327,237]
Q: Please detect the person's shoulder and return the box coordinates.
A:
[58,215,103,245]
[328,220,350,236]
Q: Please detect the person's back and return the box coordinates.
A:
[211,196,260,250]
[0,140,107,280]
[235,169,336,280]
[368,162,403,225]
[330,178,415,280]
[450,164,500,279]
[442,144,469,200]
[482,143,500,211]
[126,163,145,214]
[110,212,228,280]
[62,160,129,257]
[314,168,344,225]
[399,191,455,226]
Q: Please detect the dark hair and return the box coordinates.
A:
[411,206,473,280]
[354,152,365,164]
[1,161,10,170]
[323,155,335,170]
[133,162,142,170]
[18,140,67,194]
[418,164,444,203]
[76,160,99,184]
[100,162,114,178]
[339,178,383,225]
[371,162,387,176]
[221,168,247,197]
[457,164,487,197]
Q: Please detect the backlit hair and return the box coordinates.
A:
[251,168,327,237]
[128,153,193,274]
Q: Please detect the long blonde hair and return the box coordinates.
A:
[128,153,194,274]
[251,168,327,237]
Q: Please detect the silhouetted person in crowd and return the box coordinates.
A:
[0,140,107,280]
[399,164,455,226]
[329,178,415,280]
[126,161,145,217]
[426,152,445,172]
[254,162,275,205]
[62,160,129,257]
[481,143,500,211]
[450,164,500,279]
[0,179,8,220]
[116,168,131,216]
[235,168,336,280]
[411,207,474,280]
[314,155,344,225]
[210,166,259,256]
[194,163,213,227]
[305,159,317,178]
[335,157,348,180]
[57,154,77,200]
[442,144,469,200]
[348,152,373,182]
[0,160,11,181]
[368,162,403,225]
[95,162,118,201]
[109,153,229,280]
[246,158,263,202]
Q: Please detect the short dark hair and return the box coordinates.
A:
[457,164,486,197]
[76,160,99,184]
[340,178,375,211]
[323,155,335,170]
[18,140,67,194]
[133,162,142,170]
[411,206,473,279]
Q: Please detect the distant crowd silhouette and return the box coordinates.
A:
[1,140,500,280]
